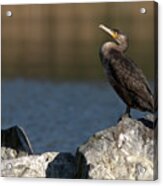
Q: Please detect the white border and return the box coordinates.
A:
[0,0,162,186]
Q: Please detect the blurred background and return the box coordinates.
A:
[1,2,156,153]
[2,2,155,80]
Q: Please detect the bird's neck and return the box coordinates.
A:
[101,41,128,58]
[118,41,128,53]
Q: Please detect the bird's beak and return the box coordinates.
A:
[99,24,118,40]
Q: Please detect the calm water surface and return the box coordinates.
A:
[2,79,149,153]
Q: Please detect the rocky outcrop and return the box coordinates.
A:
[1,126,33,160]
[1,116,157,180]
[76,116,157,180]
[1,152,76,178]
[1,126,76,178]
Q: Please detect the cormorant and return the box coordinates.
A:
[99,24,154,117]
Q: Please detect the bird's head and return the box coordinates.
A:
[99,24,128,51]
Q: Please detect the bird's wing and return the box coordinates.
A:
[107,53,153,104]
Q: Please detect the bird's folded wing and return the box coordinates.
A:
[108,54,153,104]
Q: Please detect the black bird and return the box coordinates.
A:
[99,24,154,117]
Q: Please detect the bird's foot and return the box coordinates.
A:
[118,112,131,122]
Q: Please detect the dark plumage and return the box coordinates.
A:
[99,24,154,117]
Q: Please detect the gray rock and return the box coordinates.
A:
[1,126,33,160]
[1,117,157,180]
[76,116,157,180]
[1,152,76,178]
[1,147,28,160]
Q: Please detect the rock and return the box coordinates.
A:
[1,126,77,178]
[1,117,157,180]
[1,147,28,160]
[76,116,157,180]
[46,153,77,178]
[1,152,76,178]
[1,126,33,160]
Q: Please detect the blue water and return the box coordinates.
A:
[1,79,147,153]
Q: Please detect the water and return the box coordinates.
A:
[1,79,148,153]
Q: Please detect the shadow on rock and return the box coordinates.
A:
[138,114,158,129]
[75,148,90,179]
[1,126,33,160]
[45,153,77,178]
[1,125,33,154]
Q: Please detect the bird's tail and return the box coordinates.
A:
[150,94,158,128]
